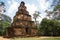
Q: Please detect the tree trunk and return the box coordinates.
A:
[35,18,37,28]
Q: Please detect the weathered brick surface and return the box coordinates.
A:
[5,1,38,37]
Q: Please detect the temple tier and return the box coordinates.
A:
[5,1,38,37]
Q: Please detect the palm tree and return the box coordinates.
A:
[33,11,41,28]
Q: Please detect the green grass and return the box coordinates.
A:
[11,37,60,40]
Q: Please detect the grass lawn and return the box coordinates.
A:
[11,37,60,40]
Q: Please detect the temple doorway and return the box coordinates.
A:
[26,27,29,34]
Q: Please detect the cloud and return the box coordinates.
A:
[6,0,52,22]
[25,4,38,15]
[34,0,52,22]
[25,3,44,23]
[37,0,51,11]
[25,3,38,21]
[7,0,11,5]
[7,1,19,19]
[7,2,18,13]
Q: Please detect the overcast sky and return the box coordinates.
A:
[0,0,54,23]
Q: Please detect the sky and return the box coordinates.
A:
[0,0,54,23]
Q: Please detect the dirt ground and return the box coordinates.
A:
[0,37,10,40]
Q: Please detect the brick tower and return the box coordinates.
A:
[5,1,38,37]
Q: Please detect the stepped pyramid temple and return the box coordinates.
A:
[5,1,38,37]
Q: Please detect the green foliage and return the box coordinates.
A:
[38,18,60,36]
[0,20,11,36]
[0,14,11,36]
[2,14,12,22]
[54,5,60,11]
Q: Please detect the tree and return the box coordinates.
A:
[53,5,60,11]
[45,0,60,21]
[0,20,11,36]
[45,9,60,21]
[0,14,11,36]
[33,11,41,28]
[45,10,53,19]
[2,14,12,22]
[53,0,60,21]
[51,0,60,8]
[0,2,5,20]
[0,2,11,36]
[38,18,60,36]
